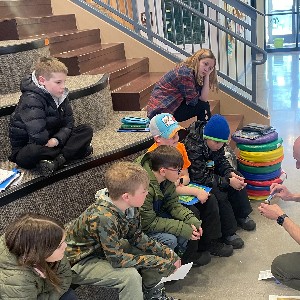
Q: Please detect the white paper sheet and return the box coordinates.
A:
[156,262,193,286]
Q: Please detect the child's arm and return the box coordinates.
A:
[97,214,178,273]
[175,169,209,204]
[199,72,213,101]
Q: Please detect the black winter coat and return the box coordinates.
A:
[9,75,74,152]
[183,120,235,188]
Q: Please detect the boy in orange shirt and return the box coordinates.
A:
[148,113,233,257]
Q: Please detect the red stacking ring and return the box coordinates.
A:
[247,189,270,196]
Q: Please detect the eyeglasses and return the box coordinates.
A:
[164,167,182,175]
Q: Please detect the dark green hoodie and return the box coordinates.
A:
[136,153,202,240]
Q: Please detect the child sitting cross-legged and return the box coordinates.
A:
[9,56,93,177]
[147,113,233,257]
[184,114,256,249]
[136,145,214,266]
[65,161,181,300]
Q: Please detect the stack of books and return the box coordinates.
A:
[117,117,150,132]
[0,168,22,192]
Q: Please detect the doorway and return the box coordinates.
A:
[265,0,300,51]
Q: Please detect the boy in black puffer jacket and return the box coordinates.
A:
[9,57,93,176]
[184,114,256,249]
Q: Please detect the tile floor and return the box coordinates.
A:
[166,52,300,300]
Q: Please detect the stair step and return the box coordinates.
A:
[49,29,101,55]
[0,0,52,19]
[0,15,77,40]
[88,57,149,90]
[56,43,125,75]
[226,114,244,148]
[112,72,165,111]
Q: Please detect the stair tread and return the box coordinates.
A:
[8,14,75,24]
[87,58,147,75]
[112,72,164,94]
[55,43,121,58]
[225,114,244,134]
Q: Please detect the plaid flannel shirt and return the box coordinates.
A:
[147,65,202,119]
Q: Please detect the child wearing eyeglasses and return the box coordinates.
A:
[136,145,213,267]
[147,113,233,258]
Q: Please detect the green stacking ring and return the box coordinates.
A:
[238,161,281,174]
[237,138,283,152]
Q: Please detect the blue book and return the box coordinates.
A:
[179,183,212,205]
[0,168,21,192]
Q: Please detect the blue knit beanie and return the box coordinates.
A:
[203,114,230,143]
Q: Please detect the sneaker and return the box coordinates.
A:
[223,233,244,249]
[143,283,178,300]
[207,239,233,257]
[83,145,93,158]
[38,160,56,177]
[237,216,256,231]
[181,250,211,267]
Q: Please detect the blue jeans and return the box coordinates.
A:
[60,288,78,300]
[147,232,188,253]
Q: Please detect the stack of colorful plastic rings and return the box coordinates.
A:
[232,134,284,201]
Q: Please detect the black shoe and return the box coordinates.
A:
[207,240,233,257]
[83,145,93,158]
[38,154,66,177]
[38,160,56,177]
[237,216,256,231]
[182,250,211,267]
[143,283,178,300]
[223,234,244,249]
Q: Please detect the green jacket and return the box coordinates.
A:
[136,153,202,240]
[0,235,72,300]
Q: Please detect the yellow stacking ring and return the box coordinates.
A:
[248,195,268,201]
[238,155,284,167]
[239,146,284,162]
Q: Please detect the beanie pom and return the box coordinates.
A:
[203,114,230,142]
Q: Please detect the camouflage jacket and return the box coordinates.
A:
[65,188,178,274]
[183,120,235,188]
[135,153,202,240]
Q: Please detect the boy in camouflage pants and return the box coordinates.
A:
[65,162,181,300]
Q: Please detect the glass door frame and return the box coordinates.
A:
[264,0,300,52]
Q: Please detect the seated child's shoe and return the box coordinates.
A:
[83,145,93,158]
[38,154,66,177]
[223,233,244,249]
[181,250,211,267]
[237,216,256,231]
[143,283,178,300]
[38,160,56,177]
[207,239,233,257]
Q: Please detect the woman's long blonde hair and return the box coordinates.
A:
[179,48,218,91]
[5,213,65,291]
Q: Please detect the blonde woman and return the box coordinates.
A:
[147,48,218,122]
[0,213,76,300]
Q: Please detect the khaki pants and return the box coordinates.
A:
[71,256,143,300]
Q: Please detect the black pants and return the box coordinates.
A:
[173,100,211,122]
[211,182,253,237]
[183,193,222,251]
[11,124,93,169]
